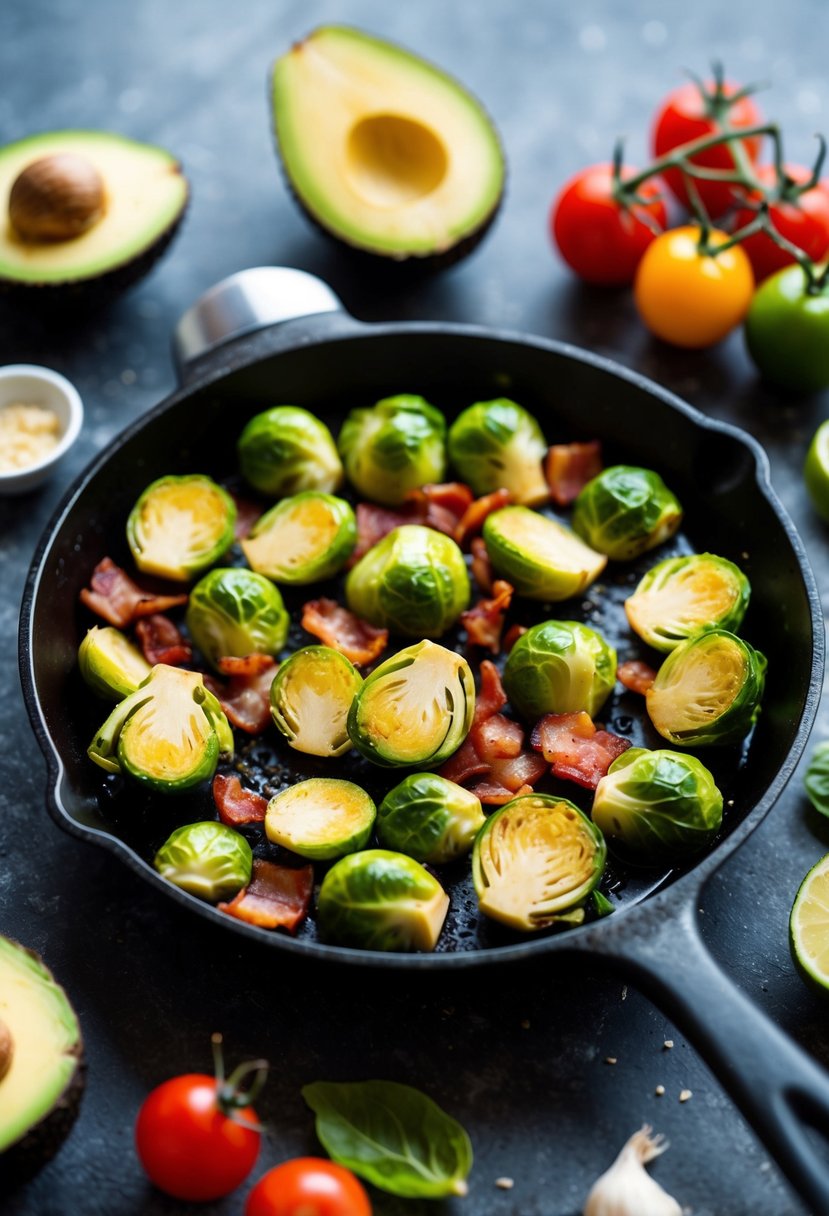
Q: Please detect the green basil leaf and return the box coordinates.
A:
[302,1078,473,1198]
[805,741,829,818]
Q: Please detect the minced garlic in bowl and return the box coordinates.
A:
[0,401,61,472]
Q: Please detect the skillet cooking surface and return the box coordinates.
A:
[23,324,817,962]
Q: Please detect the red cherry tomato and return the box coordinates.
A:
[551,163,667,286]
[135,1072,260,1201]
[245,1158,373,1216]
[732,164,829,282]
[652,80,763,217]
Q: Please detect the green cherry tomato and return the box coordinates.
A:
[745,264,829,392]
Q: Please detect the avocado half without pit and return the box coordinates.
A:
[0,130,188,302]
[272,26,506,264]
[0,936,84,1186]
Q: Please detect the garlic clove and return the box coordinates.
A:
[583,1125,683,1216]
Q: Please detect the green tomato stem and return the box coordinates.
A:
[211,1031,269,1124]
[617,123,777,199]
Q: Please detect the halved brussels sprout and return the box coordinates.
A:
[88,664,234,793]
[473,793,606,931]
[348,640,474,768]
[186,567,289,670]
[317,849,449,951]
[237,405,343,497]
[646,628,767,747]
[483,506,607,601]
[503,619,616,720]
[270,646,362,758]
[571,465,683,561]
[447,398,549,505]
[126,474,237,581]
[154,821,253,901]
[376,773,485,864]
[241,491,356,584]
[337,394,447,507]
[592,747,723,861]
[345,524,470,638]
[625,552,751,652]
[78,625,151,701]
[265,778,376,860]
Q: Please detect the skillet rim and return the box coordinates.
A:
[18,318,825,969]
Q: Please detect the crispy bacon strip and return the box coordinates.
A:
[502,623,528,653]
[230,492,263,540]
[204,658,277,735]
[349,483,474,564]
[212,773,267,826]
[461,580,514,654]
[218,860,313,932]
[135,614,192,666]
[531,712,631,790]
[301,598,389,666]
[544,441,603,507]
[617,660,658,695]
[470,537,494,594]
[454,488,512,548]
[80,557,187,628]
[217,654,278,677]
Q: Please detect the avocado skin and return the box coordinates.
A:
[0,940,85,1189]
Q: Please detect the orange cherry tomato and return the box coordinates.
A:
[634,225,755,348]
[245,1158,373,1216]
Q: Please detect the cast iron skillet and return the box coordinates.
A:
[20,268,829,1212]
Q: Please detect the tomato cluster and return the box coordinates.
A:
[550,70,829,386]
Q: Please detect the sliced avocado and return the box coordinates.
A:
[0,130,187,299]
[0,936,84,1186]
[272,27,505,263]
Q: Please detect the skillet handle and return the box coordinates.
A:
[172,266,346,381]
[587,898,829,1214]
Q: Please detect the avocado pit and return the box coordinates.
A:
[9,153,105,242]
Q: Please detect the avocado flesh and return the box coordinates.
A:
[273,26,505,260]
[0,936,82,1159]
[0,130,187,284]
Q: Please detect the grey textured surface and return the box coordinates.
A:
[2,1,829,1213]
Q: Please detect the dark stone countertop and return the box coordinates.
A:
[2,2,829,1214]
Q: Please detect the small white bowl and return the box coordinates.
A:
[0,364,84,495]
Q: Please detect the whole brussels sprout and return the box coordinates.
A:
[265,778,375,860]
[237,405,343,497]
[337,393,447,507]
[592,747,723,861]
[345,524,469,638]
[88,664,233,793]
[348,639,475,767]
[646,628,767,747]
[376,773,485,864]
[473,793,606,931]
[270,646,362,758]
[483,505,606,601]
[127,474,237,581]
[447,398,549,505]
[154,821,253,901]
[571,465,683,561]
[625,552,751,652]
[503,619,616,720]
[78,625,151,700]
[186,567,289,670]
[241,491,356,583]
[317,849,449,951]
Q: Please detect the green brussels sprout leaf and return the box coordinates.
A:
[625,552,751,652]
[265,778,375,860]
[572,465,682,561]
[804,741,829,819]
[237,405,343,497]
[154,821,253,901]
[78,625,151,701]
[186,566,289,670]
[447,398,548,504]
[338,394,447,506]
[377,773,485,864]
[318,850,449,951]
[503,618,616,720]
[271,646,362,758]
[126,474,237,581]
[241,491,356,584]
[483,505,606,601]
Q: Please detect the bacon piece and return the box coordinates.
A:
[439,736,491,786]
[217,654,277,677]
[471,780,535,806]
[617,659,658,695]
[544,441,603,507]
[212,773,267,826]
[230,492,262,540]
[405,482,474,535]
[301,598,389,666]
[454,488,513,548]
[350,501,420,564]
[475,659,509,721]
[80,557,187,628]
[503,623,528,653]
[531,712,631,790]
[204,658,277,735]
[218,860,313,932]
[470,537,494,594]
[461,580,514,654]
[134,614,192,666]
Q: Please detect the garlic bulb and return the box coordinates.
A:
[583,1125,683,1216]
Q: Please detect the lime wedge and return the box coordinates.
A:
[790,852,829,993]
[804,420,829,522]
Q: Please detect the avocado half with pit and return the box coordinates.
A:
[0,935,84,1186]
[272,26,506,265]
[0,130,188,304]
